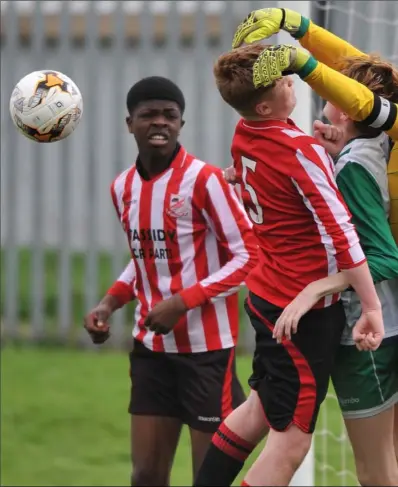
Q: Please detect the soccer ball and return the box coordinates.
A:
[9,70,83,143]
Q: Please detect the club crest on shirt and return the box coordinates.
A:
[167,194,189,218]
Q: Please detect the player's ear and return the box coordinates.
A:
[126,116,133,134]
[255,101,272,117]
[181,119,185,129]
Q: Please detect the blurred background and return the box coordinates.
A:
[1,1,397,486]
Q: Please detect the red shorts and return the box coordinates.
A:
[246,292,345,434]
[128,339,246,433]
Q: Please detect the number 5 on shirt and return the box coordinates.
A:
[242,156,264,224]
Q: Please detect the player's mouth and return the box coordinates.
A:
[148,133,169,147]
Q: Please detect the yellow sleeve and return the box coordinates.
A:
[300,21,365,71]
[389,143,398,244]
[303,62,398,141]
[298,20,398,240]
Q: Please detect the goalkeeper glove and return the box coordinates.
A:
[252,45,317,88]
[232,8,310,49]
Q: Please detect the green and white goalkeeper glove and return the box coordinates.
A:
[232,8,310,49]
[252,45,317,88]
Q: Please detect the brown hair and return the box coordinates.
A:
[213,44,275,115]
[341,54,398,135]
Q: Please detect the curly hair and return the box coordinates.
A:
[341,54,398,134]
[213,44,276,115]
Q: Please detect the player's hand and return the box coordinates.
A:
[313,120,345,158]
[144,294,188,335]
[252,45,313,88]
[223,165,237,184]
[232,8,304,49]
[352,307,384,351]
[273,285,320,343]
[83,304,112,344]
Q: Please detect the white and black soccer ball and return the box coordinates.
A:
[9,70,83,143]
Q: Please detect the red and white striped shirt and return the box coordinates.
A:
[107,146,257,353]
[232,118,366,309]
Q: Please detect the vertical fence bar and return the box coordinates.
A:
[391,3,398,63]
[140,1,153,78]
[57,1,73,341]
[83,2,100,331]
[3,2,20,340]
[166,1,179,82]
[30,1,46,340]
[194,2,207,159]
[110,1,128,348]
[220,1,237,166]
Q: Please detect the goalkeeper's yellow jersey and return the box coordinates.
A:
[299,21,398,244]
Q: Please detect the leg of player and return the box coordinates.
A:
[332,341,398,486]
[128,341,183,486]
[194,391,269,486]
[130,415,182,486]
[244,426,312,486]
[344,409,398,486]
[177,347,253,486]
[190,429,216,480]
[240,293,346,486]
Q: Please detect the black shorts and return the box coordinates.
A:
[245,292,346,434]
[128,339,246,433]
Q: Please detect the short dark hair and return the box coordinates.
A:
[126,76,185,115]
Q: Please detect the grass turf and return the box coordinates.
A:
[1,346,357,487]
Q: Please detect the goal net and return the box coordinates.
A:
[311,2,398,486]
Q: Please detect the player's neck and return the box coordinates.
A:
[137,144,180,180]
[340,124,361,146]
[243,115,288,123]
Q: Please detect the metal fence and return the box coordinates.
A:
[1,1,397,349]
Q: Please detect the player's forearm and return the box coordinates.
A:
[299,20,365,71]
[302,63,398,139]
[179,255,255,309]
[341,261,381,311]
[99,292,126,312]
[305,273,349,300]
[302,62,374,122]
[106,280,135,308]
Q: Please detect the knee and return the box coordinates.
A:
[284,432,312,471]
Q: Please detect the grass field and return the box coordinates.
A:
[1,346,357,487]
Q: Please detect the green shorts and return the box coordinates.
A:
[332,338,398,419]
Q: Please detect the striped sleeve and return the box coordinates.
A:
[106,260,136,306]
[110,178,122,219]
[179,169,257,310]
[291,143,366,270]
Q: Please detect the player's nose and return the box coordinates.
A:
[151,114,168,126]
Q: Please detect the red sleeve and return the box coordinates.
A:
[106,260,136,306]
[291,142,366,270]
[179,169,257,310]
[110,179,122,220]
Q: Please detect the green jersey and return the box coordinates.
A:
[335,133,398,345]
